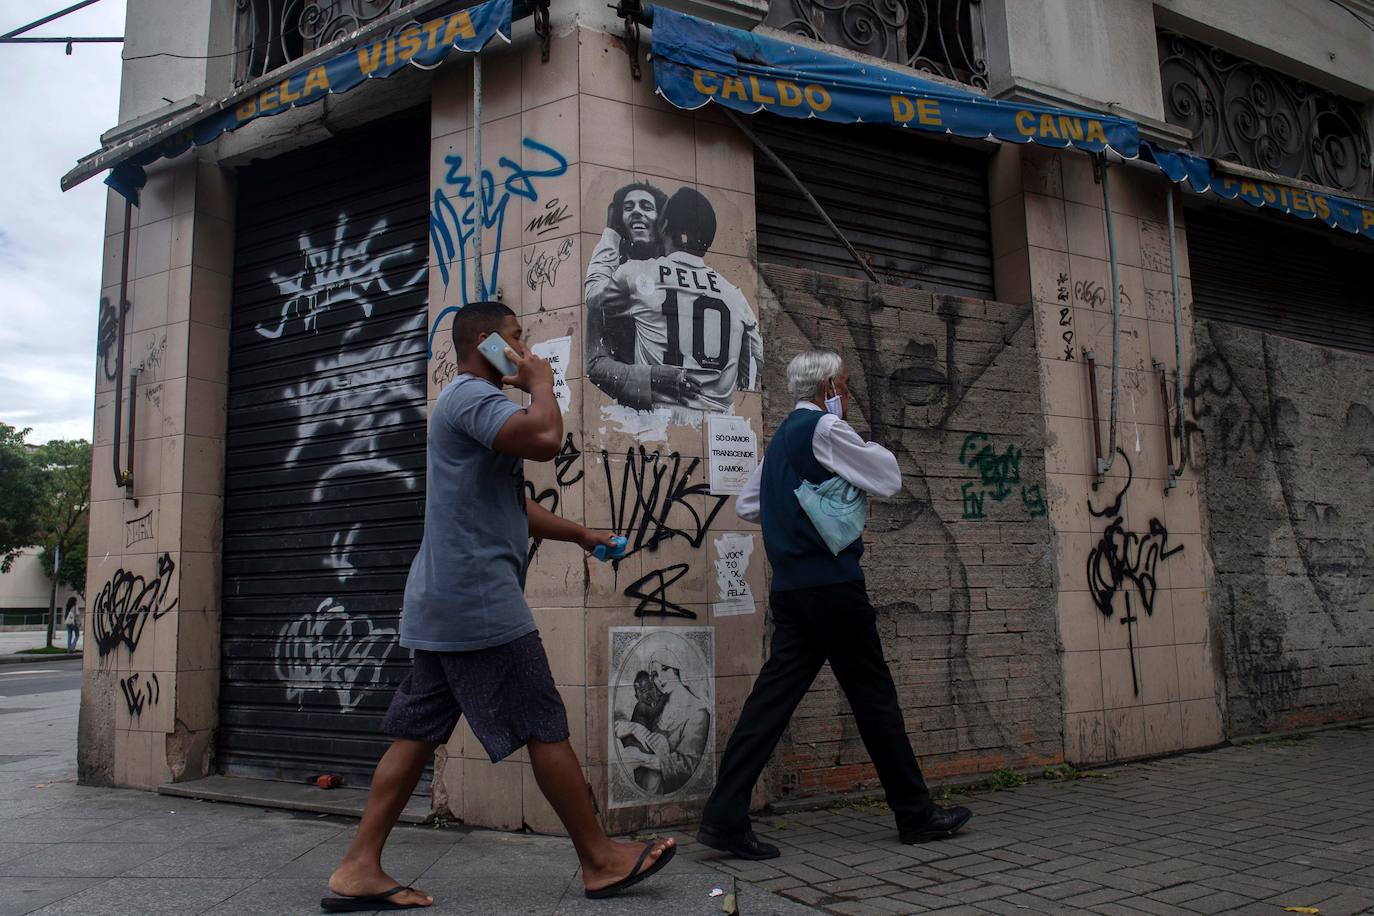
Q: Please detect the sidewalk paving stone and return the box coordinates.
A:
[5,681,1374,914]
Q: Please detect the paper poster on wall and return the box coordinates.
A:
[608,626,715,808]
[712,532,756,617]
[708,414,756,495]
[530,335,572,414]
[583,181,763,417]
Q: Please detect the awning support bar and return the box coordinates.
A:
[722,108,881,285]
[1,0,107,38]
[1094,156,1122,486]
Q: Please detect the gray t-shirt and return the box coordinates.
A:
[401,374,533,652]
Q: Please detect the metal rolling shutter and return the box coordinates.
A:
[1186,205,1374,354]
[219,111,430,783]
[752,115,994,297]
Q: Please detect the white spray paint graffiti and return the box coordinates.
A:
[264,212,428,711]
[274,598,397,713]
[256,213,426,339]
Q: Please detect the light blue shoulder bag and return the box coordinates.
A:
[794,475,868,555]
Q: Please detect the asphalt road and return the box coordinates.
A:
[0,659,82,697]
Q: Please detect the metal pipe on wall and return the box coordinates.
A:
[1085,348,1104,482]
[111,199,134,494]
[1095,158,1123,485]
[1166,188,1187,483]
[472,55,485,301]
[721,108,881,285]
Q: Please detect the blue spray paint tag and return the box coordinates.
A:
[593,536,628,562]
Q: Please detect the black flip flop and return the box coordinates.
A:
[320,885,429,912]
[584,840,677,899]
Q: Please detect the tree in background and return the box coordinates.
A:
[0,425,92,647]
[0,423,44,572]
[34,439,92,594]
[31,440,93,647]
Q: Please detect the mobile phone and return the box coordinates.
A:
[477,333,518,378]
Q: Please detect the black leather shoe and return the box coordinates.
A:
[899,805,973,844]
[695,825,781,860]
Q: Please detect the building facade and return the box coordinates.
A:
[73,0,1374,832]
[0,548,78,629]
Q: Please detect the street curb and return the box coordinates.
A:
[0,652,82,666]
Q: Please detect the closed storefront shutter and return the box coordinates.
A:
[1186,205,1374,354]
[219,112,430,782]
[752,115,994,297]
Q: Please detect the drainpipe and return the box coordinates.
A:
[472,54,485,301]
[111,199,134,495]
[1093,156,1123,487]
[1165,188,1186,484]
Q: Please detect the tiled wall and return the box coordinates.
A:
[82,159,234,788]
[424,26,768,833]
[993,144,1225,764]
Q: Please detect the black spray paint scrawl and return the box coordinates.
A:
[1085,450,1184,695]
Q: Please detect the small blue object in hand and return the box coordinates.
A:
[593,536,628,562]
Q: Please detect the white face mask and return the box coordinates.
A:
[824,379,844,418]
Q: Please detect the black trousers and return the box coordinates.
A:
[702,579,934,833]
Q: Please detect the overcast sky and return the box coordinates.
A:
[0,0,126,445]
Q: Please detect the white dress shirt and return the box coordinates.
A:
[736,401,903,523]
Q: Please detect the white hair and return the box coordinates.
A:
[786,349,843,400]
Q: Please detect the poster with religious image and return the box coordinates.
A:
[607,627,715,808]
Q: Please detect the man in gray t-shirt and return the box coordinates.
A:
[400,371,535,652]
[325,302,675,913]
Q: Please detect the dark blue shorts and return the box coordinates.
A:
[380,631,569,762]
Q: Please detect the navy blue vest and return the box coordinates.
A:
[760,408,865,592]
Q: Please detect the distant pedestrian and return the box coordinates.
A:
[63,598,80,651]
[697,349,972,860]
[323,302,674,913]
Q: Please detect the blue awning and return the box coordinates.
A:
[647,6,1140,157]
[97,0,514,204]
[1142,144,1374,242]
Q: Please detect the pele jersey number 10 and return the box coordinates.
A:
[661,289,732,371]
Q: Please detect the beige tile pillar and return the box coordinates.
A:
[80,156,235,788]
[425,24,768,833]
[997,144,1225,764]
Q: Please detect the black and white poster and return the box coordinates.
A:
[608,626,715,808]
[584,181,763,415]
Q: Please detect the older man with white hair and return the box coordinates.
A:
[696,349,972,860]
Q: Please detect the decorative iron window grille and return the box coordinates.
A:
[233,0,421,87]
[1158,30,1373,197]
[764,0,988,89]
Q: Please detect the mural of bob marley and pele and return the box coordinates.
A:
[584,182,763,413]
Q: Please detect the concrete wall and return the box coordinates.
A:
[1186,321,1374,735]
[756,267,1064,794]
[118,0,235,122]
[1154,0,1374,97]
[984,0,1374,124]
[984,0,1166,119]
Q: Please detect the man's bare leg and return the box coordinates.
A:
[527,738,675,892]
[328,738,439,907]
